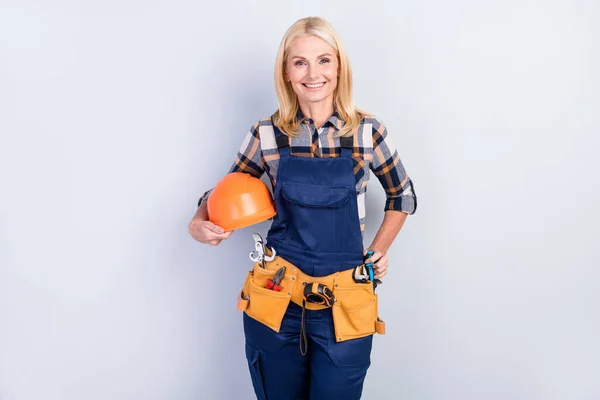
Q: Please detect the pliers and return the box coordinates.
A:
[364,250,375,282]
[266,266,286,291]
[361,250,382,290]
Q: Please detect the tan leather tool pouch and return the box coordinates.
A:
[237,264,293,333]
[330,273,383,342]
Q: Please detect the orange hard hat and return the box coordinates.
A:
[207,172,276,231]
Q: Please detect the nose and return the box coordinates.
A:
[307,64,319,81]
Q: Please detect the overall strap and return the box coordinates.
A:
[339,136,354,158]
[272,122,291,158]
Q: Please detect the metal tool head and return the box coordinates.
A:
[263,246,277,261]
[353,265,369,283]
[273,266,286,285]
[249,233,264,265]
[249,232,273,268]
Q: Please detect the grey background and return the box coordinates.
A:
[1,0,599,399]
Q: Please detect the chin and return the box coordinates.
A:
[303,92,335,104]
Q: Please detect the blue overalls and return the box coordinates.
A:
[243,121,373,400]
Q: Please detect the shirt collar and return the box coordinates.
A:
[296,108,345,131]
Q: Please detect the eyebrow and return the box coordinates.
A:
[291,53,334,60]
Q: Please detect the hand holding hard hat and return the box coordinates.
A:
[189,172,275,246]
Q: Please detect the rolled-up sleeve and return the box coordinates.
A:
[370,118,417,214]
[197,121,265,207]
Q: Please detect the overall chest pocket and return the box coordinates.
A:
[281,181,351,253]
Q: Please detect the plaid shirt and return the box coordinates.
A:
[198,111,417,231]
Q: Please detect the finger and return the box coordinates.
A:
[374,256,387,267]
[374,255,388,269]
[365,250,383,264]
[202,222,231,238]
[374,260,388,274]
[374,257,388,277]
[374,264,388,277]
[209,231,233,240]
[207,239,222,246]
[204,222,225,234]
[375,268,388,280]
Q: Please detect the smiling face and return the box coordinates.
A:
[284,35,339,110]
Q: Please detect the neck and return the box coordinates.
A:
[298,99,334,130]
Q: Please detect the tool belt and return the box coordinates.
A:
[237,253,386,345]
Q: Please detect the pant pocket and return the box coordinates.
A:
[245,342,267,400]
[331,285,378,342]
[327,333,373,368]
[244,272,292,333]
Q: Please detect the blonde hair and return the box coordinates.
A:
[272,16,368,138]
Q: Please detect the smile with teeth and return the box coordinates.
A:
[303,82,326,89]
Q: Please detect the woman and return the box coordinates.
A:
[189,16,417,400]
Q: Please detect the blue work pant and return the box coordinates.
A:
[243,302,373,400]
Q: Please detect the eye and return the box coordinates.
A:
[294,60,306,66]
[320,58,330,64]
